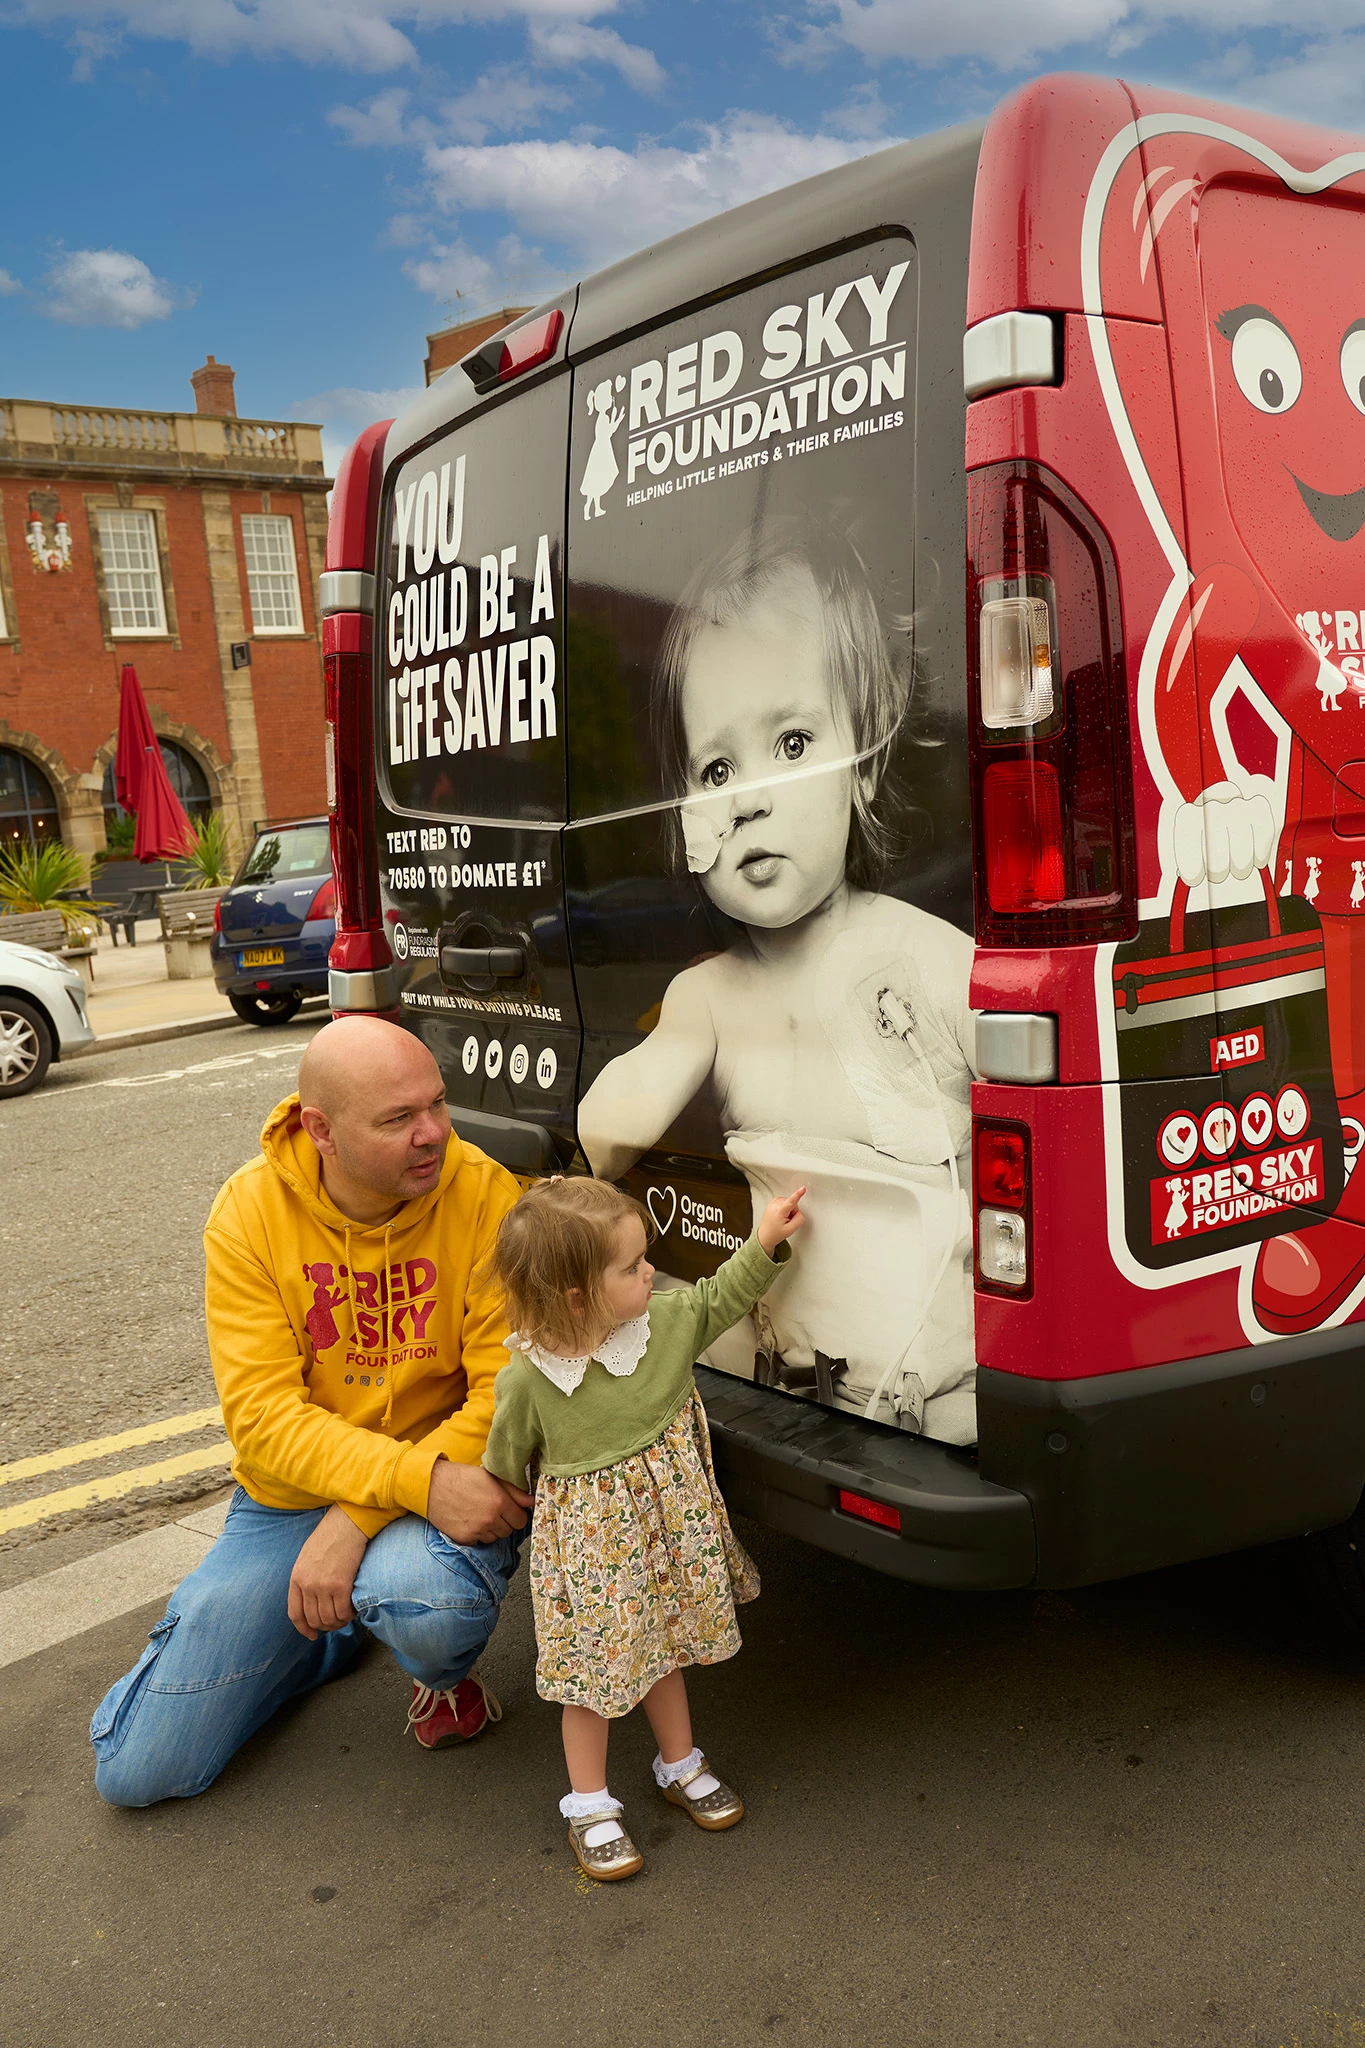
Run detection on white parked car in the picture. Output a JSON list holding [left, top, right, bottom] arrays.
[[0, 939, 95, 1097]]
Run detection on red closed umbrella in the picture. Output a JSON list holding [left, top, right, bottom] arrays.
[[114, 664, 192, 863]]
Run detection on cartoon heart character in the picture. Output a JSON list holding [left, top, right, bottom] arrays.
[[1096, 97, 1365, 1329]]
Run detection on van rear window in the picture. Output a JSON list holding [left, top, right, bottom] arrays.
[[378, 374, 567, 824]]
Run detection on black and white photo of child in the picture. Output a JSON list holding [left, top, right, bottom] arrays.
[[578, 515, 979, 1444]]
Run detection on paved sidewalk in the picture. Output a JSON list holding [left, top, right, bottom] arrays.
[[73, 925, 326, 1053]]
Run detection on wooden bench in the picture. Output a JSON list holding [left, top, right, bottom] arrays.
[[158, 888, 225, 980], [0, 908, 98, 988]]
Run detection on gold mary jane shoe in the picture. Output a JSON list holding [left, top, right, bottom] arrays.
[[660, 1756, 745, 1831], [567, 1810, 644, 1882]]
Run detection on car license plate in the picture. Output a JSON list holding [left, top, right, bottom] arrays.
[[240, 947, 285, 968]]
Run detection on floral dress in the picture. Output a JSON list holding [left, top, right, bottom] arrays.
[[532, 1392, 760, 1715], [482, 1234, 784, 1718]]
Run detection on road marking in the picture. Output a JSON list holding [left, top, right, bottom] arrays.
[[0, 1443, 232, 1536], [0, 1406, 225, 1489], [48, 1039, 311, 1098], [0, 1497, 232, 1671]]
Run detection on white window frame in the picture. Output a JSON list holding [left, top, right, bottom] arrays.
[[97, 508, 166, 637], [241, 513, 303, 635], [0, 573, 7, 638]]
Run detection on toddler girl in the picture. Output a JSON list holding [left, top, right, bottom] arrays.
[[482, 1173, 805, 1881], [578, 515, 978, 1443]]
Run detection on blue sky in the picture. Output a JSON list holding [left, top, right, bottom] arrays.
[[3, 0, 1365, 471]]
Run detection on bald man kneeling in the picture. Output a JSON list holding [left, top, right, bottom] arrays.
[[91, 1017, 533, 1806]]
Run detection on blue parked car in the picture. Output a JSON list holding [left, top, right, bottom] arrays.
[[211, 817, 334, 1025]]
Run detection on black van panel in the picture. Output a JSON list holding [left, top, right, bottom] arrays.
[[562, 203, 982, 1442], [374, 370, 582, 1152]]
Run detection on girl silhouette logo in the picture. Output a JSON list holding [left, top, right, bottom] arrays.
[[302, 1262, 345, 1352], [580, 377, 625, 520]]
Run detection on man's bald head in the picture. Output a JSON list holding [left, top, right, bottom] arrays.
[[297, 1019, 451, 1222], [298, 1016, 441, 1124]]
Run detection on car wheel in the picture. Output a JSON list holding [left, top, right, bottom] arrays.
[[229, 991, 303, 1027], [0, 996, 53, 1097]]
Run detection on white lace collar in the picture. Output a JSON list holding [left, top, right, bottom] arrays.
[[506, 1311, 651, 1397]]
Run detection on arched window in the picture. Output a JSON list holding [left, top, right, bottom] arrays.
[[102, 739, 213, 839], [0, 748, 60, 846]]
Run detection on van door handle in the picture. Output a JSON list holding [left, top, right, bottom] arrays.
[[440, 944, 525, 979]]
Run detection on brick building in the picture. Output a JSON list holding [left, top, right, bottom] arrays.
[[0, 358, 331, 862]]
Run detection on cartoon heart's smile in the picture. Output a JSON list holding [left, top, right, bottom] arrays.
[[1291, 471, 1365, 543]]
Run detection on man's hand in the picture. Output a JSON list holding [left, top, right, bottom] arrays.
[[287, 1504, 370, 1641], [427, 1458, 532, 1545]]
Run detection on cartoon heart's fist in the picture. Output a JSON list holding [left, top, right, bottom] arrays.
[[1172, 781, 1277, 888]]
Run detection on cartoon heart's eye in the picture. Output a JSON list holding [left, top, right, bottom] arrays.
[[1230, 316, 1302, 414], [1341, 325, 1365, 415]]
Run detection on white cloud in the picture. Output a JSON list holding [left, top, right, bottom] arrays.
[[1217, 30, 1365, 122], [422, 112, 880, 269], [529, 20, 664, 91], [798, 0, 1365, 67], [402, 237, 499, 302], [402, 230, 554, 306], [0, 270, 23, 296], [37, 248, 187, 328], [296, 381, 422, 474], [327, 84, 422, 145], [8, 0, 628, 75], [439, 65, 570, 143]]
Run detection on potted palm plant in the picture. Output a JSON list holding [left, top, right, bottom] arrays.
[[157, 814, 237, 979], [0, 841, 106, 982]]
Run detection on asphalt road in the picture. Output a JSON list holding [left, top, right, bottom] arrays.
[[0, 1018, 325, 1589], [6, 1023, 1365, 2045]]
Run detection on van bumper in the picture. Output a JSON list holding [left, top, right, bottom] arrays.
[[977, 1324, 1365, 1588], [701, 1322, 1365, 1592], [695, 1366, 1037, 1591]]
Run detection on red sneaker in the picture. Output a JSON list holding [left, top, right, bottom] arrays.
[[406, 1674, 502, 1750]]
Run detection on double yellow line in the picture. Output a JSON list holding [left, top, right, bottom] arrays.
[[0, 1406, 231, 1536]]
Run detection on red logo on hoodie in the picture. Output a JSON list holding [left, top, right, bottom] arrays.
[[303, 1263, 345, 1351]]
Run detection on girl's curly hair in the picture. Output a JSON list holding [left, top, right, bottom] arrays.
[[487, 1175, 651, 1350]]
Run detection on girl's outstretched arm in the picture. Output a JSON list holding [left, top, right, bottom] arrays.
[[578, 967, 718, 1181]]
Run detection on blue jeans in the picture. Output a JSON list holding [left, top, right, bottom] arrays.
[[90, 1489, 522, 1808]]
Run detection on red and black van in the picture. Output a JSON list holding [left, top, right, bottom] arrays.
[[319, 74, 1365, 1621]]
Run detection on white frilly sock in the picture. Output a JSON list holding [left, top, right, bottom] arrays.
[[652, 1746, 720, 1800], [560, 1788, 624, 1848]]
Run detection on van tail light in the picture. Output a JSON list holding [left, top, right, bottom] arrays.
[[321, 415, 399, 1014], [974, 1116, 1032, 1296], [982, 759, 1066, 912], [968, 461, 1135, 946], [462, 307, 566, 393], [324, 627, 396, 1006], [306, 877, 336, 923], [213, 898, 222, 933]]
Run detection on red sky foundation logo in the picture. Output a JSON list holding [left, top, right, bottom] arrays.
[[301, 1256, 438, 1357], [1152, 1141, 1323, 1242]]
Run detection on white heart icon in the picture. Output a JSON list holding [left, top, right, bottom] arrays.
[[646, 1185, 677, 1237]]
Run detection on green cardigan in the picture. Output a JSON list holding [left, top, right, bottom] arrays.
[[481, 1234, 789, 1487]]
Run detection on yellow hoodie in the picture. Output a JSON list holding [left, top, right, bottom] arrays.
[[204, 1093, 520, 1538]]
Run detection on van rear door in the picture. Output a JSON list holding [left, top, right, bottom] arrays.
[[375, 370, 581, 1172], [1132, 111, 1349, 1271]]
